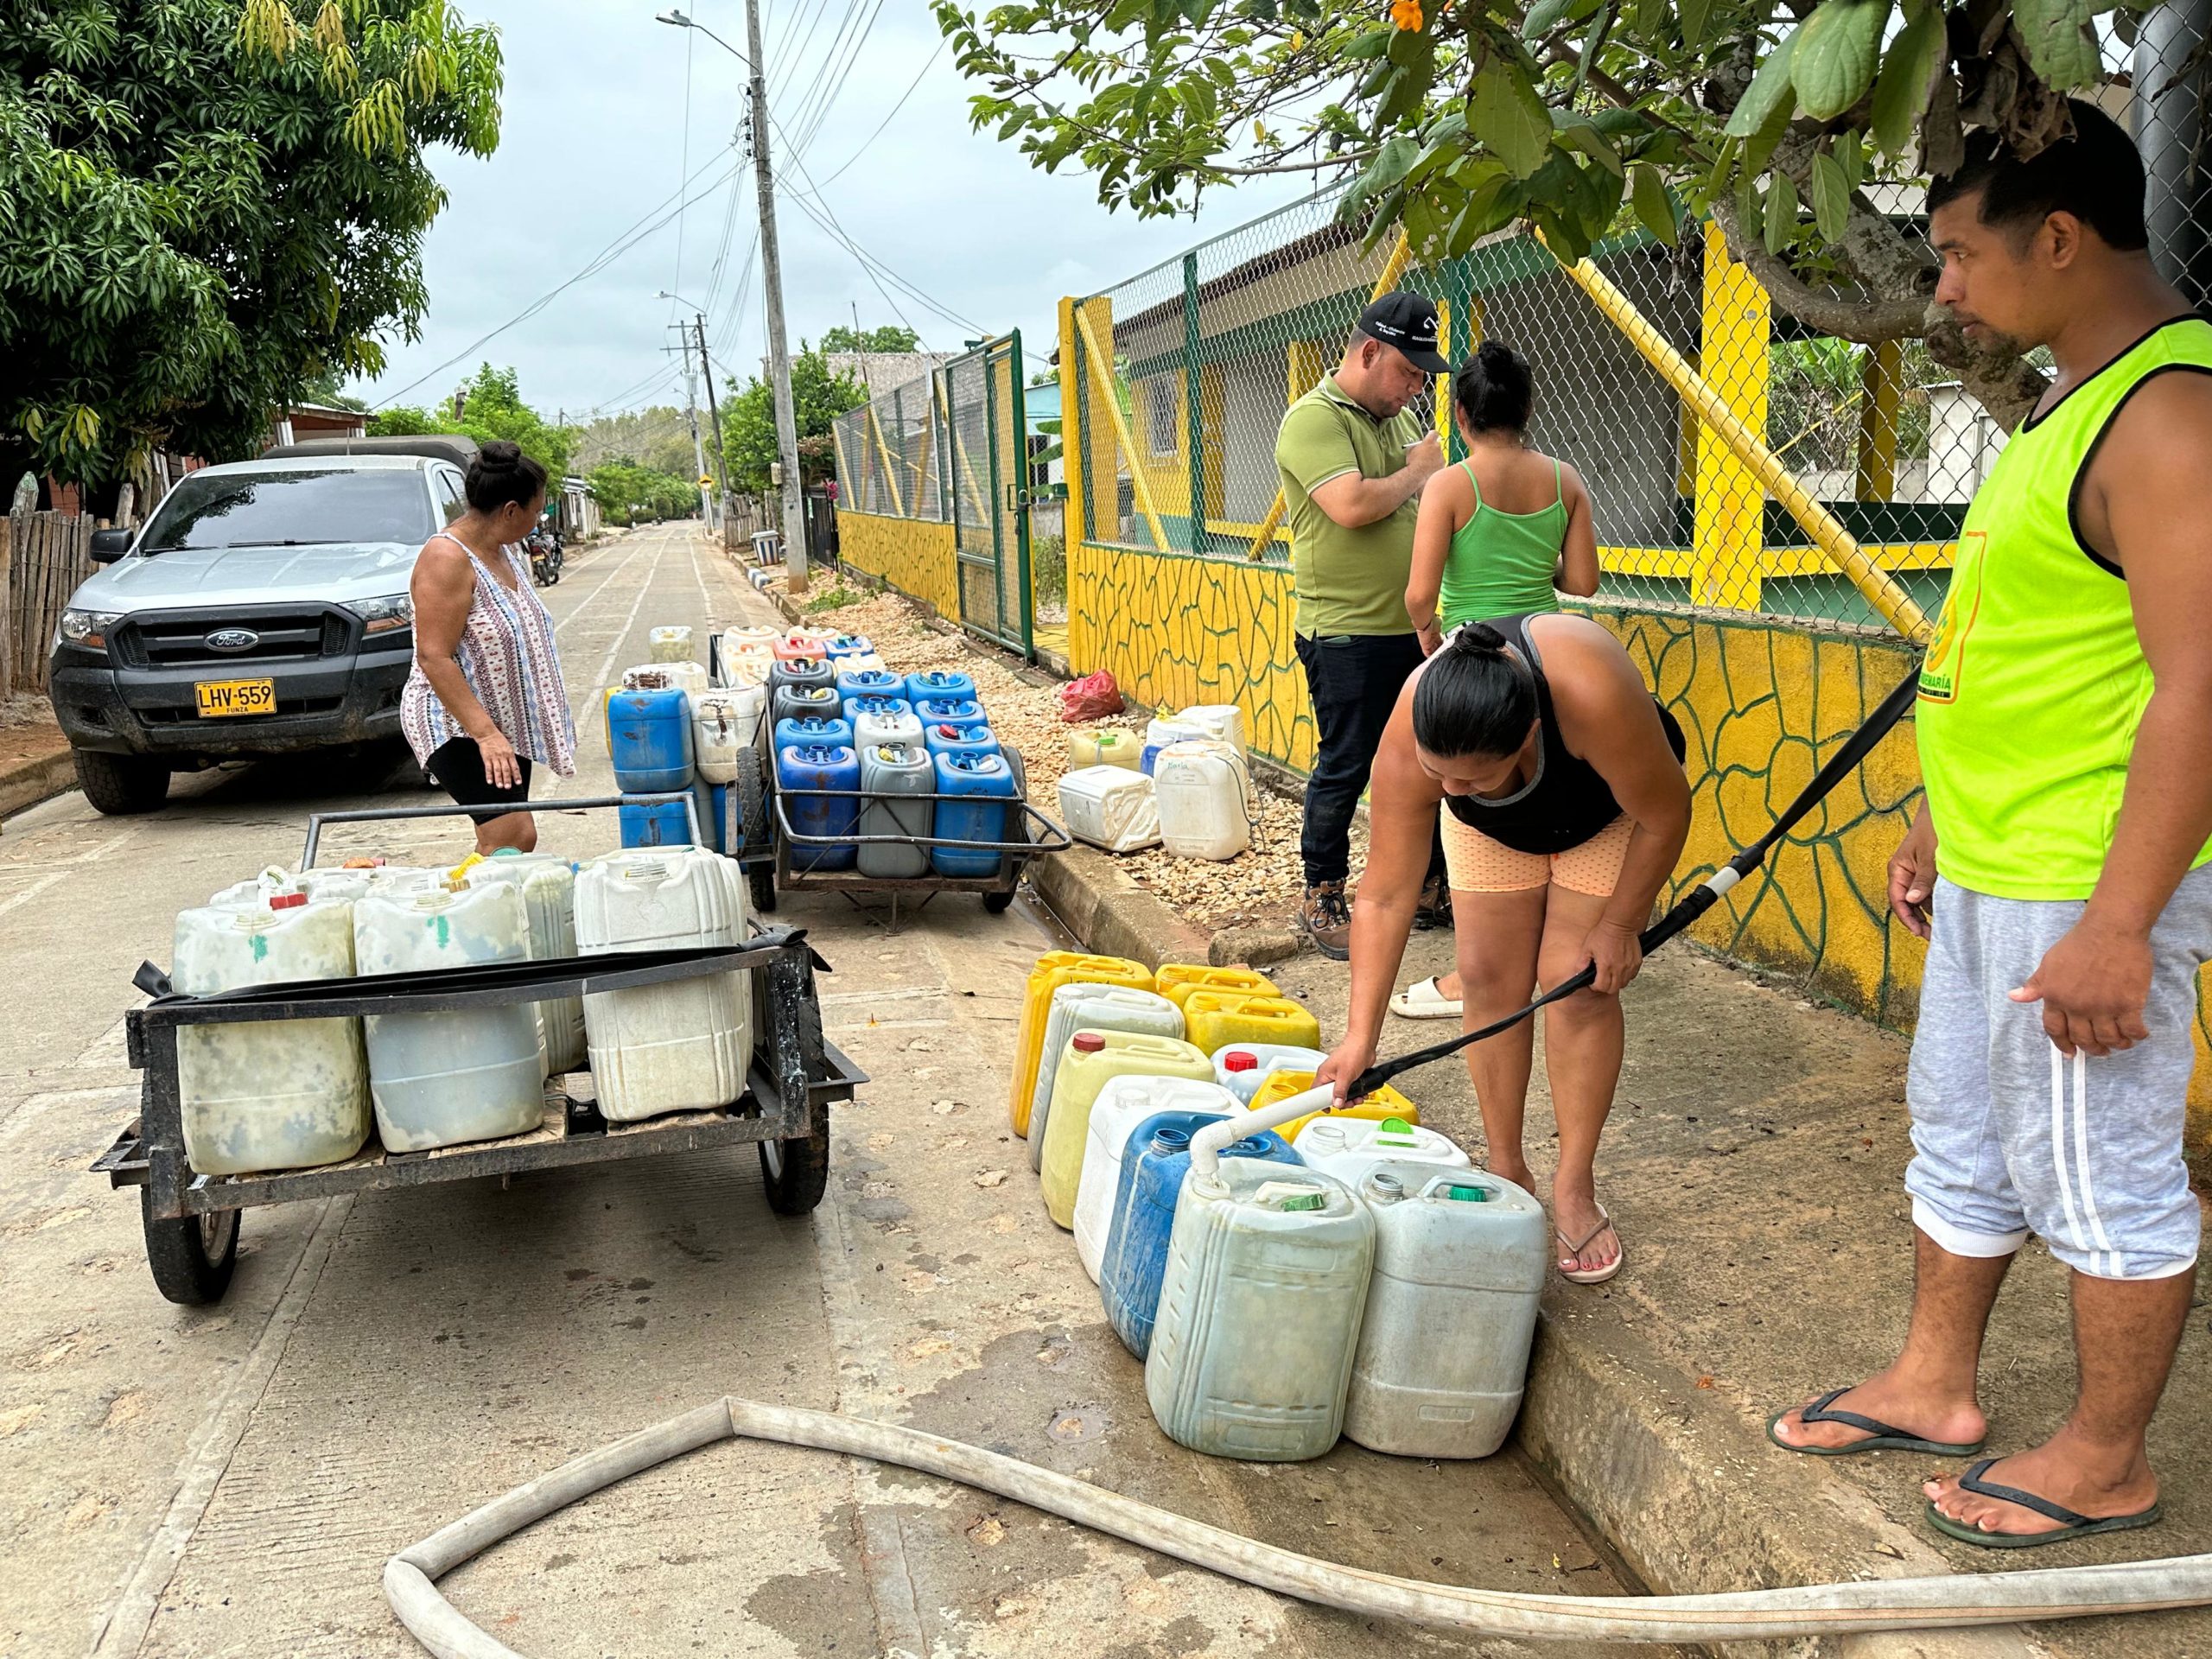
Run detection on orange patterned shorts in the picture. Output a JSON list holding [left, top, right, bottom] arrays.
[[1439, 811, 1634, 896]]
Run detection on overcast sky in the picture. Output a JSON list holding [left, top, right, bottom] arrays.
[[353, 0, 1317, 419]]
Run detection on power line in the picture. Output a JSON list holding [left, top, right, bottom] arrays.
[[372, 155, 745, 408], [772, 134, 985, 335], [668, 22, 696, 327], [810, 38, 944, 189], [784, 0, 888, 162]]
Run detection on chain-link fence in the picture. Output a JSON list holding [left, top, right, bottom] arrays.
[[831, 371, 944, 522], [1065, 184, 2003, 632]]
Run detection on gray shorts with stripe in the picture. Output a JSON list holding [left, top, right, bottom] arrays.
[[1904, 867, 2212, 1281]]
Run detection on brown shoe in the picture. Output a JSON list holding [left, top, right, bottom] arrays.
[[1414, 875, 1452, 931], [1300, 881, 1351, 960]]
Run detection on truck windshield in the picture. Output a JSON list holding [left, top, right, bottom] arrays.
[[138, 469, 434, 552]]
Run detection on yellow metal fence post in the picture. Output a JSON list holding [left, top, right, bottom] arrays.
[[1072, 302, 1172, 554], [866, 403, 906, 519], [1693, 224, 1767, 612], [1549, 233, 1933, 645], [1856, 338, 1903, 503]]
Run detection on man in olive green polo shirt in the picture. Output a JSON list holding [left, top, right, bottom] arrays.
[[1277, 292, 1448, 956]]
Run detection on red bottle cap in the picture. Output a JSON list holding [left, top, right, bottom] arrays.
[[269, 892, 308, 910], [1223, 1051, 1257, 1071], [1071, 1032, 1106, 1053]]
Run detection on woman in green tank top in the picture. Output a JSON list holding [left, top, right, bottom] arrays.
[[1406, 341, 1600, 653]]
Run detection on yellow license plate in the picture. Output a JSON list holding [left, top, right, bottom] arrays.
[[194, 678, 276, 718]]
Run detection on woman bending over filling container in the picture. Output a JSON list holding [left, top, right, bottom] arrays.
[[399, 441, 577, 855], [1315, 617, 1688, 1284], [1395, 340, 1602, 1021]]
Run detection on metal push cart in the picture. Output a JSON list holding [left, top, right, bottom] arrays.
[[706, 631, 1071, 920], [768, 745, 1071, 921], [91, 798, 866, 1306]]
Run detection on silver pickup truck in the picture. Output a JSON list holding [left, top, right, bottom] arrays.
[[48, 436, 475, 815]]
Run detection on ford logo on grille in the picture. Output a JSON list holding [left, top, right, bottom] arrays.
[[205, 628, 259, 652]]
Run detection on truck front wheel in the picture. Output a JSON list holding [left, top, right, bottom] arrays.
[[74, 749, 170, 815]]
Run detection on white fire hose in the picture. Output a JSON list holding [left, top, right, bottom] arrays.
[[384, 1085, 2212, 1655]]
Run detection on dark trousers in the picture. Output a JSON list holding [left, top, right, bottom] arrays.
[[1294, 631, 1443, 889]]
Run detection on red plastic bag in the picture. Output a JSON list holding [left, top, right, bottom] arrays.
[[1057, 670, 1125, 722]]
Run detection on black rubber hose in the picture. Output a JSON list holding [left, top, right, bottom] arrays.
[[1347, 668, 1921, 1102]]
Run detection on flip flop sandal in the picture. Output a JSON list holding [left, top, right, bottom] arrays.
[[1557, 1206, 1623, 1285], [1389, 976, 1464, 1020], [1925, 1459, 2163, 1550], [1766, 1387, 1986, 1459]]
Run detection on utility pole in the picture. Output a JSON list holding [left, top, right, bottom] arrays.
[[670, 327, 714, 528], [653, 4, 804, 584], [741, 0, 807, 589], [696, 314, 733, 536]]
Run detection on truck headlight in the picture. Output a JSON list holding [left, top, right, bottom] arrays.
[[348, 594, 414, 636], [58, 609, 124, 652]]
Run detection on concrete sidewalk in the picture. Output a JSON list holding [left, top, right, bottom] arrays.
[[1262, 931, 2211, 1659]]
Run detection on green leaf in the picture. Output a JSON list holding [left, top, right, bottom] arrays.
[[1837, 125, 1864, 189], [1764, 170, 1798, 254], [1342, 28, 1393, 58], [1444, 171, 1524, 254], [1556, 112, 1626, 175], [1868, 3, 1942, 157], [2012, 0, 2101, 88], [1471, 50, 1554, 177], [1677, 0, 1717, 50], [1725, 22, 1800, 137], [1745, 71, 1798, 172], [1521, 0, 1597, 40], [1811, 148, 1850, 240], [1630, 161, 1679, 243], [1792, 0, 1888, 124]]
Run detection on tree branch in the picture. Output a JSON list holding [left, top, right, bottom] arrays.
[[1710, 192, 1931, 342]]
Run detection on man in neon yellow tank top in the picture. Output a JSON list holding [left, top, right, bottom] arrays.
[[1770, 103, 2212, 1550]]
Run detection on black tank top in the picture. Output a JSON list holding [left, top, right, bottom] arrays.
[[1440, 613, 1687, 855]]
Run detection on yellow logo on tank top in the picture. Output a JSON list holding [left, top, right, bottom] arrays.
[[1918, 529, 1986, 704]]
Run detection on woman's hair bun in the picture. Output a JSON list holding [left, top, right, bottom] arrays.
[[1452, 340, 1535, 435], [1448, 620, 1509, 655], [463, 438, 547, 513]]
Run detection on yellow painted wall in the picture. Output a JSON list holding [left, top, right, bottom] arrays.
[[836, 511, 960, 620], [1068, 540, 1314, 769]]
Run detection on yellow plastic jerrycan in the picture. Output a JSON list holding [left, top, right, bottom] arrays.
[[1251, 1068, 1420, 1144], [1008, 953, 1155, 1135], [1154, 963, 1278, 1011], [1179, 990, 1321, 1058], [1039, 1030, 1215, 1228]]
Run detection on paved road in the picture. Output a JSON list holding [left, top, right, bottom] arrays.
[[0, 524, 1662, 1658]]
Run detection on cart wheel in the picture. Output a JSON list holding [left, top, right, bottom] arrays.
[[736, 747, 778, 914], [141, 1190, 239, 1306], [982, 889, 1016, 914], [759, 963, 828, 1214]]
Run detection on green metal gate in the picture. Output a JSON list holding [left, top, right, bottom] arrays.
[[944, 332, 1034, 658]]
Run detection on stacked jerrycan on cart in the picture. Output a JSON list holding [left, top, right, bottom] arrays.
[[170, 895, 372, 1175], [575, 846, 753, 1121], [461, 852, 588, 1075], [353, 882, 545, 1153]]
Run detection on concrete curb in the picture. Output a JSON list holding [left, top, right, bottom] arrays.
[[0, 748, 76, 829], [1027, 843, 1213, 969]]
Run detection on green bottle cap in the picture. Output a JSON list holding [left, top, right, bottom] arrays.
[[1443, 1184, 1489, 1203], [1279, 1192, 1326, 1212]]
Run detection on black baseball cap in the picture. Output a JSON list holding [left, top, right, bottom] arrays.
[[1357, 291, 1450, 374]]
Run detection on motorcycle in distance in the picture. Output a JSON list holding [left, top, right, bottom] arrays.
[[525, 522, 563, 588]]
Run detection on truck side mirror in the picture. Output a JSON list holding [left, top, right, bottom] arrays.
[[89, 529, 134, 563]]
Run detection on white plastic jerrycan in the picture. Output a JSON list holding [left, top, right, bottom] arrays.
[[1153, 741, 1250, 861], [1145, 1158, 1375, 1461], [171, 896, 371, 1175], [1341, 1162, 1547, 1459], [1027, 982, 1185, 1171], [463, 855, 587, 1075], [1072, 1074, 1239, 1284], [1176, 703, 1247, 759], [692, 691, 752, 785], [1056, 765, 1160, 853], [1213, 1041, 1329, 1104], [649, 623, 695, 663], [353, 884, 544, 1153], [574, 849, 752, 1121], [1294, 1114, 1471, 1179]]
